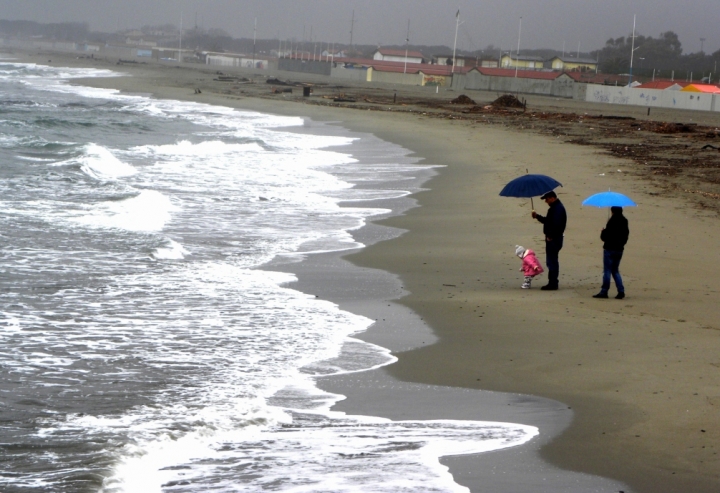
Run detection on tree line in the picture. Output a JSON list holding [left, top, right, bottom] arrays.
[[593, 31, 720, 81], [2, 19, 719, 81]]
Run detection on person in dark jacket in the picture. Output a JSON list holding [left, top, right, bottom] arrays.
[[593, 206, 630, 299], [531, 191, 567, 290]]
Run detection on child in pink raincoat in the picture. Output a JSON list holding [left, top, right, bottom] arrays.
[[515, 245, 544, 289]]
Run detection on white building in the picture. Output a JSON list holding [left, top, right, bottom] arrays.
[[372, 48, 425, 64]]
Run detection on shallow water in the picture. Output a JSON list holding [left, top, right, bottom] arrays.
[[0, 59, 537, 492]]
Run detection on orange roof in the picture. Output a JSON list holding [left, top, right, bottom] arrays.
[[681, 83, 720, 93]]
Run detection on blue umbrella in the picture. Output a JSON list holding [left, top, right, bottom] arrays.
[[499, 174, 563, 198], [499, 173, 562, 209], [582, 191, 637, 208]]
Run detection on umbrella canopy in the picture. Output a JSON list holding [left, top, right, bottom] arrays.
[[582, 191, 637, 208], [499, 174, 562, 198]]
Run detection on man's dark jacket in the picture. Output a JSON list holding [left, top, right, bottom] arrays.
[[535, 199, 567, 240], [601, 213, 629, 251]]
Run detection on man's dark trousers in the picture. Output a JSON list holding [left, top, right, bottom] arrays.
[[546, 237, 563, 287]]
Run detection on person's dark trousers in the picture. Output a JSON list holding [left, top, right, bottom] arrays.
[[545, 237, 563, 287], [600, 249, 624, 294]]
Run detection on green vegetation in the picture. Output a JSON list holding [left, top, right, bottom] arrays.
[[594, 31, 720, 81]]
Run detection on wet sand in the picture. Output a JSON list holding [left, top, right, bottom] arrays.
[[9, 50, 720, 491]]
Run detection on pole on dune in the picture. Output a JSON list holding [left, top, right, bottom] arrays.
[[178, 9, 183, 63], [404, 19, 410, 74], [253, 18, 257, 68], [515, 17, 522, 78], [452, 9, 459, 73], [629, 14, 636, 86]]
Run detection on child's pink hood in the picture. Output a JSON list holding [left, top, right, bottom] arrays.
[[522, 249, 544, 276]]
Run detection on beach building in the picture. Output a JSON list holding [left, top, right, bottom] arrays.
[[206, 52, 268, 69], [326, 56, 460, 86], [500, 54, 544, 69], [547, 56, 598, 72], [373, 48, 425, 64], [636, 80, 685, 90], [479, 57, 500, 68], [565, 72, 630, 86], [681, 83, 720, 94], [456, 67, 575, 97], [367, 63, 456, 86], [429, 54, 485, 68], [124, 35, 158, 48]]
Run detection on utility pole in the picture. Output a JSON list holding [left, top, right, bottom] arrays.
[[628, 14, 637, 86], [515, 16, 522, 78], [452, 9, 460, 73], [349, 10, 355, 51], [178, 9, 183, 62], [404, 19, 410, 74], [252, 18, 257, 68]]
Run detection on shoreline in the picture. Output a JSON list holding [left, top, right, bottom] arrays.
[[262, 118, 627, 491], [7, 51, 719, 492]]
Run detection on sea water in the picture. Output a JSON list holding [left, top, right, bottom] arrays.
[[0, 59, 537, 492]]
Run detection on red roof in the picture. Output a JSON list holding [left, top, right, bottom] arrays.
[[564, 72, 631, 85], [638, 80, 688, 89], [469, 67, 565, 80], [376, 48, 425, 59]]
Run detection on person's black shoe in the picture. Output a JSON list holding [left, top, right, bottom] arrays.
[[615, 292, 625, 300], [592, 292, 609, 298], [540, 285, 558, 291]]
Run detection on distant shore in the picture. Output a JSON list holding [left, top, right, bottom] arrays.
[[8, 49, 720, 492]]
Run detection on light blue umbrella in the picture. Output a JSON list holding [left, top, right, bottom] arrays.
[[582, 191, 637, 208]]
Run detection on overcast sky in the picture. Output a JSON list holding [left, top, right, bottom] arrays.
[[1, 0, 718, 54]]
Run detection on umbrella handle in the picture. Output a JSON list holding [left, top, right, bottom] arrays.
[[526, 169, 535, 212]]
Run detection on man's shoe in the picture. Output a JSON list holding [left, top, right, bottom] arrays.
[[540, 285, 558, 291], [593, 292, 609, 298], [615, 292, 625, 300]]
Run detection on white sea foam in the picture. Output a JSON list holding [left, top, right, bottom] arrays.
[[78, 143, 137, 179], [0, 62, 541, 493], [76, 189, 175, 231], [152, 238, 190, 259]]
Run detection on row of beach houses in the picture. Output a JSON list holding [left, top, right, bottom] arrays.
[[4, 36, 720, 113]]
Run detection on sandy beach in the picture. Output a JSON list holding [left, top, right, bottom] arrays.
[[10, 50, 720, 491]]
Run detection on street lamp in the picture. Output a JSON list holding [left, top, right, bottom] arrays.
[[628, 14, 637, 86]]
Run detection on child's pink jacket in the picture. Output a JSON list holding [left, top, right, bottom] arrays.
[[521, 249, 544, 276]]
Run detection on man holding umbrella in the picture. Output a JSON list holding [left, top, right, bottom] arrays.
[[532, 191, 567, 290]]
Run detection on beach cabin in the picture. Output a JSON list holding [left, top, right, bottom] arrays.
[[548, 56, 598, 72], [430, 54, 483, 68], [637, 81, 685, 90], [372, 48, 425, 64], [479, 57, 500, 68], [681, 83, 720, 94], [500, 54, 544, 70]]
